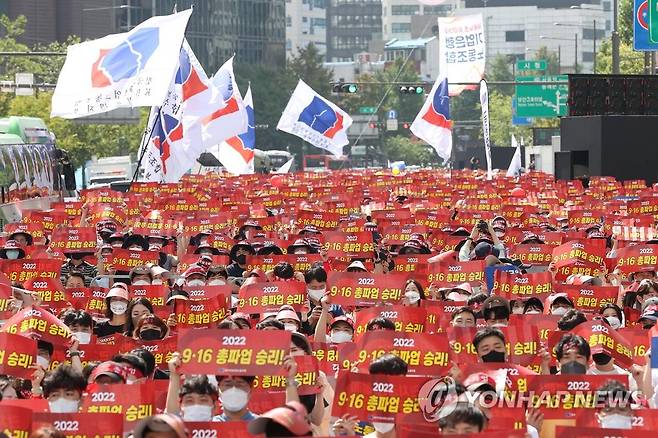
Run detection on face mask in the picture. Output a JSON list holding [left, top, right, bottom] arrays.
[[182, 404, 213, 422], [140, 329, 162, 341], [372, 422, 395, 433], [73, 331, 91, 345], [132, 280, 151, 286], [129, 246, 143, 252], [481, 350, 506, 363], [220, 387, 249, 412], [405, 291, 421, 303], [151, 279, 163, 285], [593, 353, 612, 366], [512, 307, 524, 315], [208, 279, 227, 286], [186, 279, 206, 287], [235, 254, 247, 265], [5, 250, 20, 260], [606, 316, 621, 329], [525, 309, 541, 314], [293, 249, 308, 255], [49, 397, 79, 413], [330, 331, 353, 344], [561, 360, 587, 375], [494, 230, 505, 238], [446, 292, 469, 302], [110, 302, 128, 315], [284, 323, 298, 332], [490, 322, 507, 328], [37, 355, 50, 369], [552, 307, 569, 316], [599, 413, 632, 429], [307, 287, 326, 302]]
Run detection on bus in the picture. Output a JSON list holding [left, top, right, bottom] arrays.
[[0, 117, 75, 223], [303, 154, 350, 172]]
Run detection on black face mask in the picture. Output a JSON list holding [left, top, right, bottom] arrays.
[[561, 360, 587, 375], [481, 350, 506, 363], [592, 353, 612, 366], [235, 254, 247, 265], [140, 329, 162, 341]]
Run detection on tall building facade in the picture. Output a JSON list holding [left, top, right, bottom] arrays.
[[326, 0, 382, 62], [381, 0, 458, 41], [286, 0, 327, 59], [0, 0, 285, 74]]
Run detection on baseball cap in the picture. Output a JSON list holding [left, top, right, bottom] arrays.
[[132, 414, 187, 438], [482, 295, 510, 312], [329, 315, 354, 330], [463, 372, 497, 393], [88, 361, 128, 384], [346, 260, 367, 272], [106, 286, 129, 301], [248, 402, 311, 437]]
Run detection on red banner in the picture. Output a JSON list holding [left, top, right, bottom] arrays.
[[49, 227, 97, 253], [1, 305, 72, 346], [51, 343, 120, 370], [128, 284, 169, 307], [25, 277, 67, 310], [121, 336, 178, 370], [0, 332, 36, 378], [618, 328, 649, 366], [184, 285, 232, 301], [560, 284, 619, 313], [1, 259, 61, 283], [237, 280, 306, 313], [572, 320, 634, 369], [507, 244, 556, 265], [296, 210, 340, 230], [87, 204, 127, 226], [81, 383, 154, 431], [310, 341, 339, 374], [0, 405, 31, 436], [32, 413, 123, 437], [327, 272, 407, 307], [354, 305, 428, 337], [246, 254, 323, 273], [556, 426, 649, 438], [552, 241, 606, 269], [613, 244, 658, 276], [425, 260, 485, 286], [177, 329, 290, 376], [332, 372, 430, 421], [174, 296, 228, 328], [184, 422, 258, 438], [253, 355, 321, 396], [109, 249, 159, 271], [322, 232, 374, 259], [492, 271, 553, 299]]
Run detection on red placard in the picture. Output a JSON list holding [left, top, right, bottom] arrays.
[[310, 341, 339, 374], [576, 408, 658, 431], [32, 413, 123, 437], [507, 244, 556, 265], [354, 305, 428, 337], [184, 421, 259, 438], [184, 285, 232, 301], [0, 332, 36, 378], [128, 284, 169, 307], [332, 372, 430, 421], [296, 210, 340, 230], [24, 277, 67, 310], [425, 260, 485, 286], [391, 254, 431, 273], [81, 383, 154, 431], [177, 254, 230, 274], [245, 254, 323, 273], [237, 280, 306, 313], [253, 355, 321, 396], [26, 210, 70, 231], [567, 210, 600, 229], [492, 270, 553, 299], [87, 204, 127, 226], [131, 218, 180, 238], [1, 258, 61, 283], [80, 287, 108, 318], [0, 405, 32, 436], [1, 305, 72, 346], [109, 249, 159, 271], [49, 227, 98, 253], [618, 328, 649, 366], [4, 222, 45, 240], [613, 244, 658, 276], [446, 326, 478, 364], [572, 320, 634, 369], [327, 272, 407, 307], [339, 331, 451, 375], [174, 296, 228, 328], [559, 284, 619, 313], [555, 426, 649, 438], [177, 329, 290, 376], [552, 241, 606, 270], [121, 336, 178, 370], [51, 343, 120, 370], [322, 231, 374, 259]]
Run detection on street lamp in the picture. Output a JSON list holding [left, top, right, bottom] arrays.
[[570, 3, 617, 74], [540, 34, 578, 73], [555, 22, 597, 73]]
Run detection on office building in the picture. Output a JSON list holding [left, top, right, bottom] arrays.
[[326, 0, 382, 62], [382, 0, 458, 41], [286, 0, 327, 59]]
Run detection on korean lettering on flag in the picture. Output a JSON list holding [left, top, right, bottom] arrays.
[[207, 86, 256, 175], [410, 76, 452, 161], [438, 14, 486, 95], [277, 80, 353, 158], [51, 9, 193, 118]]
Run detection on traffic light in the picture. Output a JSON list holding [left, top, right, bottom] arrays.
[[399, 85, 425, 95], [402, 122, 411, 129], [368, 122, 385, 129], [332, 82, 358, 94]]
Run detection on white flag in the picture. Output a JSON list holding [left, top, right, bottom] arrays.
[[52, 9, 193, 118], [273, 157, 295, 174], [480, 79, 492, 180], [410, 76, 452, 161], [506, 135, 522, 177]]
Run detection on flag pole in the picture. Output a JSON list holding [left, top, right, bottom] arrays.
[[131, 106, 162, 183]]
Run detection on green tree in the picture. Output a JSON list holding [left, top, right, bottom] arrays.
[[487, 55, 514, 96], [487, 91, 532, 147], [286, 43, 333, 94], [382, 135, 440, 166], [595, 39, 645, 74], [531, 47, 560, 75], [619, 0, 633, 46]]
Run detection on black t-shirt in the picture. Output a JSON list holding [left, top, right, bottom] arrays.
[[93, 321, 125, 338]]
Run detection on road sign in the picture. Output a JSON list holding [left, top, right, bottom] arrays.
[[634, 0, 658, 50], [651, 0, 658, 42], [515, 75, 568, 118], [517, 60, 547, 71], [359, 106, 376, 114], [512, 96, 533, 126], [15, 73, 33, 96], [386, 119, 399, 131], [387, 110, 398, 120]]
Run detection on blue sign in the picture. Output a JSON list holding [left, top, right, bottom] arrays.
[[387, 110, 398, 120], [512, 96, 533, 126], [634, 0, 658, 51]]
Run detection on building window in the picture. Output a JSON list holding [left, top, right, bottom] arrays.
[[505, 30, 525, 42], [582, 51, 595, 62], [583, 28, 605, 40], [423, 5, 452, 15], [391, 5, 419, 16], [286, 16, 292, 27], [392, 23, 411, 34]]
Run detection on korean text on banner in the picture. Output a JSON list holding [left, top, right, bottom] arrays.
[[438, 14, 486, 96]]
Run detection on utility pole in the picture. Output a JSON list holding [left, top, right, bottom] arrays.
[[612, 0, 620, 74]]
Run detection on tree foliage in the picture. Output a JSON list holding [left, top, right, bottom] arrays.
[[382, 135, 440, 166], [487, 91, 532, 147]]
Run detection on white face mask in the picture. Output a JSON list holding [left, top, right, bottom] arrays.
[[132, 280, 151, 286], [525, 309, 541, 314], [110, 301, 128, 315], [293, 249, 308, 255], [208, 279, 227, 286], [186, 279, 206, 287], [73, 331, 91, 345], [182, 404, 213, 422], [151, 279, 163, 285], [490, 322, 508, 328], [330, 331, 352, 344], [512, 307, 524, 315], [307, 287, 326, 302], [599, 413, 632, 429], [404, 291, 420, 303], [372, 422, 395, 433], [446, 292, 470, 302], [37, 355, 50, 369], [606, 316, 621, 329], [49, 398, 79, 413], [220, 387, 249, 412], [5, 250, 20, 260], [284, 323, 298, 332], [552, 307, 569, 316]]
